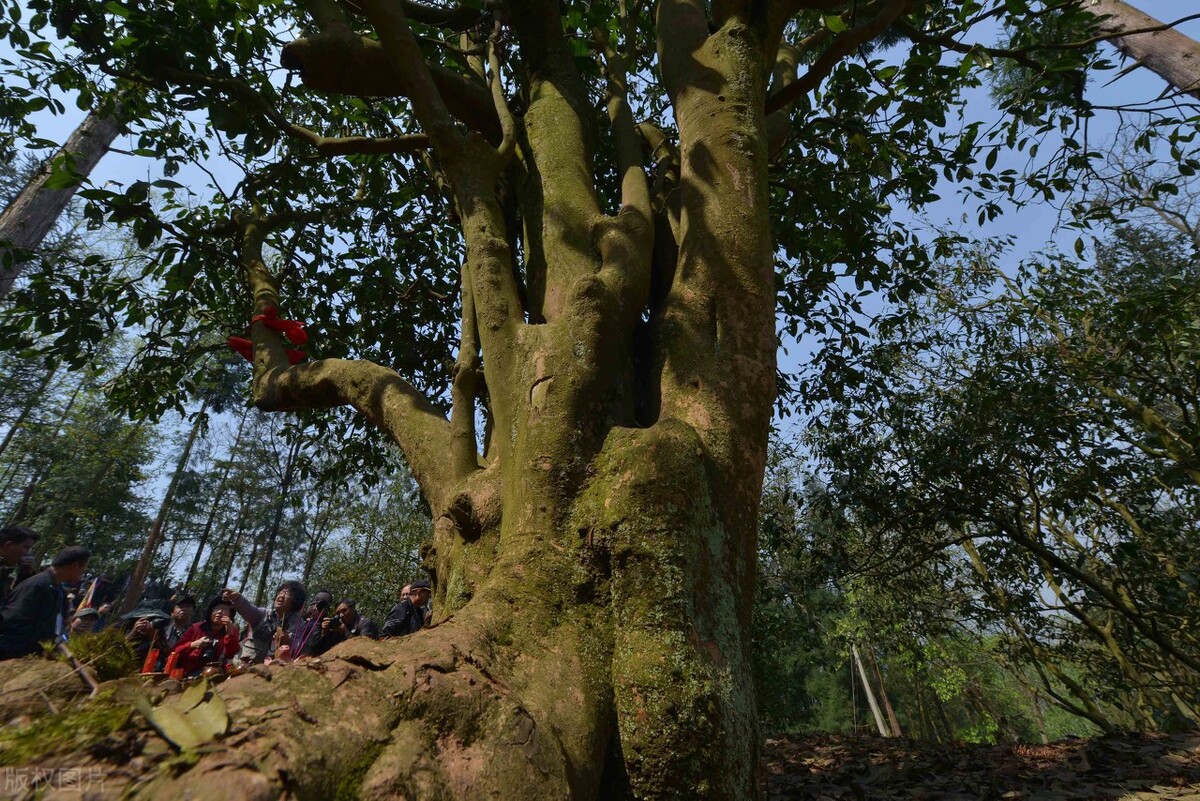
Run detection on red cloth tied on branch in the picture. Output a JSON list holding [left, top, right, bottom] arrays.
[[252, 306, 308, 346], [227, 336, 307, 365], [227, 314, 308, 367]]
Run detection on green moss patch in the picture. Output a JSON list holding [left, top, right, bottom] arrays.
[[0, 689, 133, 765]]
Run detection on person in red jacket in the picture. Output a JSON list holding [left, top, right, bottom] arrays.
[[171, 596, 239, 677]]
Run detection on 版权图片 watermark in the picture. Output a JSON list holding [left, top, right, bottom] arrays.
[[2, 766, 107, 795]]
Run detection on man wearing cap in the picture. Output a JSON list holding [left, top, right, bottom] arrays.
[[382, 579, 431, 637], [127, 594, 196, 671], [163, 595, 195, 654], [67, 606, 99, 636], [0, 545, 90, 660]]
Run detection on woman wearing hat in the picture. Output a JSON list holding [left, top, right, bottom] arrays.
[[170, 596, 240, 677]]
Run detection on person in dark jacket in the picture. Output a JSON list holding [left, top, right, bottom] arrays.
[[0, 526, 37, 609], [382, 579, 431, 637], [121, 607, 172, 669], [67, 606, 99, 636], [293, 591, 334, 657], [158, 594, 194, 668], [170, 596, 240, 676], [309, 598, 379, 655], [0, 546, 90, 660]]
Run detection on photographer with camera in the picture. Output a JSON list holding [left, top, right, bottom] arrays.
[[293, 590, 334, 657], [310, 598, 379, 655], [170, 596, 239, 677]]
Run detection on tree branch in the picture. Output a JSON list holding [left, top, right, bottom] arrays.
[[450, 265, 482, 477], [765, 0, 911, 115], [598, 29, 651, 223], [253, 358, 461, 509], [486, 31, 517, 164], [281, 33, 501, 141], [236, 209, 461, 508], [656, 0, 709, 102], [505, 1, 603, 321], [341, 0, 487, 30]]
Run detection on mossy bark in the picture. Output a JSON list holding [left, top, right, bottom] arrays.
[[11, 8, 783, 801]]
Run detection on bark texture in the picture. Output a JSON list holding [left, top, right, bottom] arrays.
[[1082, 0, 1200, 99], [5, 3, 811, 799], [0, 106, 124, 297]]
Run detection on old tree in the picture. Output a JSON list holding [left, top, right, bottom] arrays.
[[2, 0, 1195, 797]]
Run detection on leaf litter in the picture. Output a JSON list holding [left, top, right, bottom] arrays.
[[763, 732, 1200, 800]]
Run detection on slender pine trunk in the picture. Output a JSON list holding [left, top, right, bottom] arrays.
[[120, 403, 207, 613], [852, 644, 891, 737], [866, 644, 903, 737], [254, 436, 302, 605], [239, 534, 261, 598], [185, 409, 250, 586], [218, 523, 246, 590], [0, 363, 57, 461]]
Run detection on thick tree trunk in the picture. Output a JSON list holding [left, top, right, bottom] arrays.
[[120, 404, 206, 613], [15, 11, 777, 801], [1082, 0, 1200, 99], [0, 105, 125, 296]]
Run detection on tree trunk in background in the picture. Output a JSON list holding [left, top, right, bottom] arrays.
[[1082, 0, 1200, 99], [43, 423, 146, 542], [301, 516, 331, 586], [238, 534, 260, 596], [0, 105, 125, 296], [3, 374, 84, 524], [853, 644, 891, 737], [254, 436, 302, 604], [0, 363, 56, 461], [185, 409, 250, 587], [218, 523, 246, 590], [120, 403, 207, 613], [867, 645, 903, 737]]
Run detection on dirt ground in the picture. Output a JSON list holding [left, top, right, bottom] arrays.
[[763, 732, 1200, 800]]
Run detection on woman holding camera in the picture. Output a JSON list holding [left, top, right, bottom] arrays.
[[170, 596, 240, 677]]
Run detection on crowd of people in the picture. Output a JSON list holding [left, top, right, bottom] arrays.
[[0, 525, 434, 678]]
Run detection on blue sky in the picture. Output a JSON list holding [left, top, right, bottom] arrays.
[[4, 6, 1200, 542]]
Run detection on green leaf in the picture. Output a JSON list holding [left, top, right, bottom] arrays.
[[824, 15, 848, 33], [184, 690, 229, 739], [178, 676, 208, 711]]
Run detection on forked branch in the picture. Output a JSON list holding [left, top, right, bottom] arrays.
[[237, 209, 461, 509]]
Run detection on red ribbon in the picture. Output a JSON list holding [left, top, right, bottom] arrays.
[[252, 306, 308, 347], [226, 304, 309, 367]]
